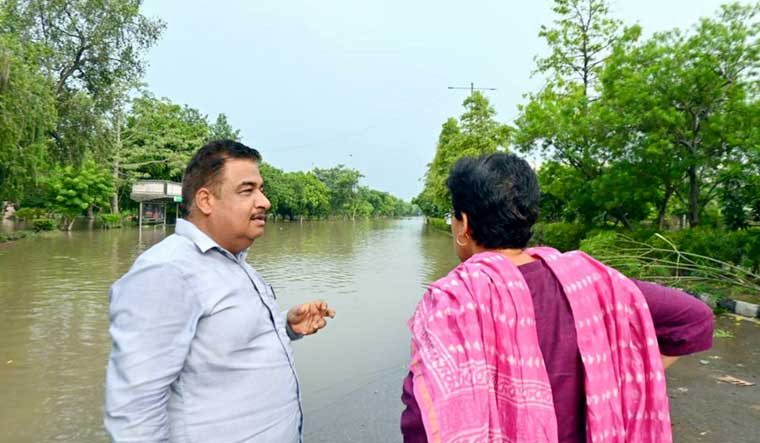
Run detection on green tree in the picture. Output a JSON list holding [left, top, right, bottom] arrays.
[[259, 162, 287, 218], [515, 0, 646, 228], [46, 159, 115, 230], [600, 2, 760, 227], [120, 94, 211, 184], [536, 161, 582, 222], [719, 161, 760, 229], [517, 0, 760, 230], [260, 165, 331, 220], [283, 171, 330, 220], [416, 92, 511, 218], [209, 114, 241, 141], [535, 0, 628, 97], [357, 187, 392, 217], [2, 0, 165, 164], [312, 165, 362, 218], [101, 79, 138, 213], [99, 94, 212, 213], [260, 162, 411, 221], [415, 118, 460, 218], [0, 32, 56, 203]]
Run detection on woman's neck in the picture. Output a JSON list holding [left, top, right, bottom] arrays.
[[472, 246, 537, 266]]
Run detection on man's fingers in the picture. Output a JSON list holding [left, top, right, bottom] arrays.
[[319, 302, 335, 318]]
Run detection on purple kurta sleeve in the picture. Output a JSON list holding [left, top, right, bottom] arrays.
[[401, 371, 427, 443], [633, 279, 714, 356]]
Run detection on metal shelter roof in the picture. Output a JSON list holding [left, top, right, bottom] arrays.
[[130, 180, 182, 203]]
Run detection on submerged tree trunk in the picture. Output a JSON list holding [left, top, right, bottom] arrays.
[[64, 216, 76, 231]]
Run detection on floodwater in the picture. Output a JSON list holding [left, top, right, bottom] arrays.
[[0, 218, 457, 442], [1, 218, 758, 442]]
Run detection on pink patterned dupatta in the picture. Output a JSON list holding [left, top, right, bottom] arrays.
[[408, 247, 672, 443]]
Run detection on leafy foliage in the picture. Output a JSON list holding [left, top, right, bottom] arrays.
[[513, 0, 760, 231], [46, 160, 115, 230], [415, 93, 511, 217], [0, 32, 56, 202]]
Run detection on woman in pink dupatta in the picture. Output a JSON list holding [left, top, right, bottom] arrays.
[[403, 153, 714, 443]]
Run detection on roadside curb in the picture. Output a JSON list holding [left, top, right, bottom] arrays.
[[693, 293, 760, 319]]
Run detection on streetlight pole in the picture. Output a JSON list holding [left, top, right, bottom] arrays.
[[447, 82, 497, 95]]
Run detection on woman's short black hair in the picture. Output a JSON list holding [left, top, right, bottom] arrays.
[[446, 153, 539, 249]]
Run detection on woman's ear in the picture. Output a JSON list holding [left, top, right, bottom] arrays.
[[460, 212, 471, 238]]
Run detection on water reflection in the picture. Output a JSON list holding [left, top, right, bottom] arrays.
[[416, 223, 459, 286], [1, 218, 17, 233]]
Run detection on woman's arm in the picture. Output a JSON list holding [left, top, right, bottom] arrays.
[[632, 279, 714, 368], [401, 371, 428, 443]]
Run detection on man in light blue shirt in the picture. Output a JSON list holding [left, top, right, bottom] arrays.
[[105, 140, 335, 443]]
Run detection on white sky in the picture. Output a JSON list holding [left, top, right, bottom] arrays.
[[140, 0, 746, 199]]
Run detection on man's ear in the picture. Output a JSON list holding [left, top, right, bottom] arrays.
[[195, 187, 214, 216]]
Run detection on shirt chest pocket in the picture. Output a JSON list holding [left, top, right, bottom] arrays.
[[259, 283, 276, 304], [263, 284, 289, 335]]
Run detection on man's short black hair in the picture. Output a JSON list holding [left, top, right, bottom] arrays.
[[181, 139, 261, 216], [446, 153, 539, 249]]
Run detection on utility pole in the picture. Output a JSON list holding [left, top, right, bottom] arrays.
[[447, 82, 496, 95]]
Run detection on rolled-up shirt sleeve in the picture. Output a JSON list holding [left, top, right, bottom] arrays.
[[104, 261, 203, 442], [282, 311, 304, 341], [632, 279, 714, 356]]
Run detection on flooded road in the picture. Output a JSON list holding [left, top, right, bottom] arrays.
[[0, 219, 456, 442], [0, 218, 758, 442]]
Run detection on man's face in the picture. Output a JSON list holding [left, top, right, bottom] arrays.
[[208, 158, 271, 252]]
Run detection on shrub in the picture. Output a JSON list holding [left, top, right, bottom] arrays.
[[426, 217, 450, 232], [120, 209, 138, 226], [531, 222, 588, 252], [32, 218, 56, 232], [578, 229, 760, 300], [13, 207, 47, 221], [658, 228, 760, 273], [97, 213, 123, 229]]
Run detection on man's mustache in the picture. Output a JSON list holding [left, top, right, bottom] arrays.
[[250, 212, 267, 220]]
